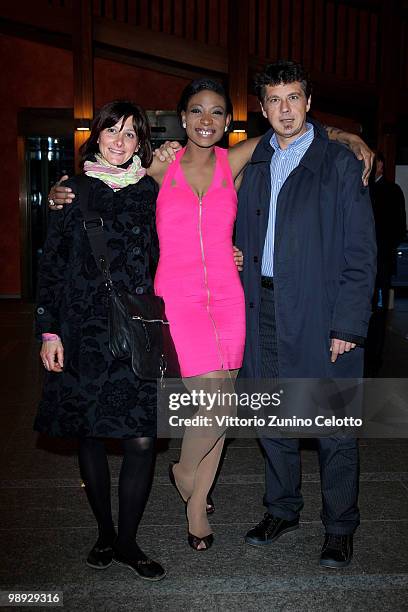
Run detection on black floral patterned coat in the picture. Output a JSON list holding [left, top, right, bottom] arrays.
[[34, 175, 159, 438]]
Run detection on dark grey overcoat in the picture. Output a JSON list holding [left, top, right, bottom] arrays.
[[236, 119, 377, 379]]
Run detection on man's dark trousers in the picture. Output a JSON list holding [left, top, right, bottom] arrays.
[[259, 284, 360, 535]]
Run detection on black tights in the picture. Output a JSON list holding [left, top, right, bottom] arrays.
[[78, 436, 155, 559]]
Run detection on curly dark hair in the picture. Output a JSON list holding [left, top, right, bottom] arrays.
[[79, 100, 152, 168], [254, 60, 312, 103], [176, 78, 233, 125]]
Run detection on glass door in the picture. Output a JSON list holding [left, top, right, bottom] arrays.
[[26, 136, 74, 299]]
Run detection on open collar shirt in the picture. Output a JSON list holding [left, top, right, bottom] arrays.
[[261, 123, 314, 277]]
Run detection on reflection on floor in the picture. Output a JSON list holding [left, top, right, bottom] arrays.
[[0, 298, 407, 611]]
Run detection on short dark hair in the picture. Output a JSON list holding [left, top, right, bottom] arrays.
[[376, 151, 385, 164], [79, 100, 152, 167], [375, 151, 385, 173], [176, 78, 233, 124], [254, 60, 312, 102]]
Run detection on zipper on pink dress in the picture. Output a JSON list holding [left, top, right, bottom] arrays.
[[198, 195, 224, 370]]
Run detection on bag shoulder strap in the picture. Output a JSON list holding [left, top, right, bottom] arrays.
[[76, 174, 111, 279]]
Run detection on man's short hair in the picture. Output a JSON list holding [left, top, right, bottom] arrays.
[[376, 151, 385, 164], [375, 151, 385, 174], [254, 60, 312, 103]]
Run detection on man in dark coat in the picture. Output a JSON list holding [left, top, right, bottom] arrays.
[[236, 61, 377, 568], [365, 152, 406, 375]]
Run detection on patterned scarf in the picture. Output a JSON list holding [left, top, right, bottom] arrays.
[[84, 153, 146, 190]]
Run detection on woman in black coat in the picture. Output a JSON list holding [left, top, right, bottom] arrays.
[[35, 101, 165, 581]]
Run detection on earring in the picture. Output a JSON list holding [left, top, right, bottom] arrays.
[[224, 126, 228, 132], [182, 121, 187, 128]]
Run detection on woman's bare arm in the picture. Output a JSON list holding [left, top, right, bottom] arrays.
[[228, 127, 373, 186], [325, 127, 374, 185], [48, 152, 172, 206], [145, 125, 374, 191], [227, 137, 262, 182], [146, 154, 171, 187]]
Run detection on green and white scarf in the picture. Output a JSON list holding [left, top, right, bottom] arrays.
[[84, 153, 146, 190]]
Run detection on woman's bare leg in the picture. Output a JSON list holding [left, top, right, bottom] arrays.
[[172, 369, 238, 547], [191, 369, 238, 502]]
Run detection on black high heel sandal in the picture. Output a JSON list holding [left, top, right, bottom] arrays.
[[186, 500, 214, 551], [187, 531, 214, 551], [206, 495, 215, 515]]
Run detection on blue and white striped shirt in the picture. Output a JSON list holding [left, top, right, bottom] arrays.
[[261, 123, 314, 277]]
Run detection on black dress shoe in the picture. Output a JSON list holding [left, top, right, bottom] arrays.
[[185, 499, 214, 551], [319, 533, 353, 568], [112, 549, 166, 581], [86, 543, 113, 569], [245, 513, 299, 546]]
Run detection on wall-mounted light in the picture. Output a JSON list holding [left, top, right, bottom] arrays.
[[75, 119, 91, 131], [232, 120, 247, 134]]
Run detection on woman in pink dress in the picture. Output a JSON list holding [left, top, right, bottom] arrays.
[[154, 80, 251, 551]]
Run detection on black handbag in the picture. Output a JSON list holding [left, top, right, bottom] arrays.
[[76, 175, 180, 380]]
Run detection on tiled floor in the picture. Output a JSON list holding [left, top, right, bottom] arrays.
[[0, 299, 407, 611]]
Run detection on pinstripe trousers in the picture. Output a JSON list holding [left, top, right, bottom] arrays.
[[259, 285, 360, 535]]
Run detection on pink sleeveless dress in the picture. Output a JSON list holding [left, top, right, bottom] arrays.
[[154, 146, 245, 377]]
